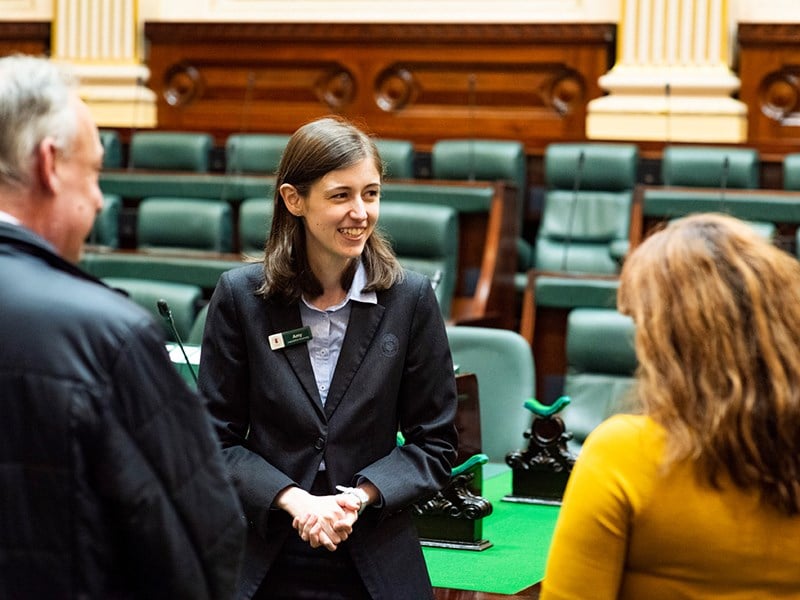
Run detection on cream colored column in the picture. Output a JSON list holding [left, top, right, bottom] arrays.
[[587, 0, 746, 143], [52, 0, 155, 128]]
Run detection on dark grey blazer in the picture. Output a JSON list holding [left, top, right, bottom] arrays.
[[199, 263, 458, 600]]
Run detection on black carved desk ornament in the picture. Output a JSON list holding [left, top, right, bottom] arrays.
[[410, 372, 493, 550], [503, 395, 576, 505]]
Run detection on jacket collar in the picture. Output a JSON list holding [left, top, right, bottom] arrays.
[[0, 222, 108, 288], [264, 272, 386, 422]]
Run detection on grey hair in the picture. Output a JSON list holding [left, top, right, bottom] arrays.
[[0, 55, 79, 189]]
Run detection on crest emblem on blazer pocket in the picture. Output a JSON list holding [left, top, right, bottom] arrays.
[[381, 333, 399, 357]]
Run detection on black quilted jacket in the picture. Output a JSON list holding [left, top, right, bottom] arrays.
[[0, 223, 245, 599]]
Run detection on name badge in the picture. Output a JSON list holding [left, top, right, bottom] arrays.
[[269, 326, 313, 350]]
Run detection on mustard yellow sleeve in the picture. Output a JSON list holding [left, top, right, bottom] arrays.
[[540, 415, 656, 600]]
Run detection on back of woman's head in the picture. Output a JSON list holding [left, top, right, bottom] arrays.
[[619, 213, 800, 514]]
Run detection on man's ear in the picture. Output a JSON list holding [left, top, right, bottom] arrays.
[[35, 137, 59, 194], [280, 183, 304, 217]]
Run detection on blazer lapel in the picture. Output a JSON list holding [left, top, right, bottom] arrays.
[[265, 299, 325, 419], [324, 301, 385, 419]]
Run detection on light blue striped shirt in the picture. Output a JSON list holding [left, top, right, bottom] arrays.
[[299, 260, 377, 408]]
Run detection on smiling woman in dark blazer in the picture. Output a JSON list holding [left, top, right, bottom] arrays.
[[199, 116, 458, 600]]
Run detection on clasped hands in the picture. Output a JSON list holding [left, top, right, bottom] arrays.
[[276, 486, 362, 551]]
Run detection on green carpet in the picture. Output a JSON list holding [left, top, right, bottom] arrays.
[[424, 468, 560, 595]]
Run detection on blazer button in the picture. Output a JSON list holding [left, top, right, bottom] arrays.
[[314, 437, 325, 451]]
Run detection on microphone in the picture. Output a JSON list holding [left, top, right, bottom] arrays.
[[719, 155, 730, 211], [157, 299, 198, 384], [467, 73, 477, 182], [664, 82, 671, 144], [561, 149, 586, 272]]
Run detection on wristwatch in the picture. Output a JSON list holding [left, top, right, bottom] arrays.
[[335, 485, 370, 515]]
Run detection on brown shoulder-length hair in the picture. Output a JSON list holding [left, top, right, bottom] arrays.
[[256, 116, 403, 301], [618, 213, 800, 515]]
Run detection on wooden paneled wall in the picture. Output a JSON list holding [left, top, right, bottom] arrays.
[[143, 22, 616, 152], [738, 23, 800, 159]]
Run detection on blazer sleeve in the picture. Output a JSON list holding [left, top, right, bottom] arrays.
[[97, 317, 245, 600], [199, 271, 297, 534], [356, 275, 459, 514]]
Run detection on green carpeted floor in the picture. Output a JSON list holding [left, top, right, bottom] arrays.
[[424, 468, 561, 595]]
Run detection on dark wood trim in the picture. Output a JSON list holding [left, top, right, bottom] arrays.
[[144, 21, 613, 45], [0, 21, 51, 57]]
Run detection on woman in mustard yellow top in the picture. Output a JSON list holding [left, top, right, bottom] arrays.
[[542, 213, 800, 600]]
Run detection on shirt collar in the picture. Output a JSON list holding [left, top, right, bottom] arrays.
[[301, 259, 377, 312], [0, 209, 21, 226]]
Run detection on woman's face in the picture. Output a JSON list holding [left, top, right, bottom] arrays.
[[282, 157, 380, 276]]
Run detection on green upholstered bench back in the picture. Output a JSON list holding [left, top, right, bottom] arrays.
[[226, 133, 290, 174], [103, 277, 202, 342], [562, 308, 636, 451], [374, 139, 416, 179], [88, 194, 121, 248], [537, 143, 638, 274], [137, 197, 233, 253], [784, 153, 800, 191], [661, 145, 760, 188], [129, 131, 214, 172], [378, 202, 458, 318], [239, 197, 273, 255], [446, 325, 535, 464], [99, 129, 122, 169]]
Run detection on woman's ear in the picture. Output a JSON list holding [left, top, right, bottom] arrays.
[[280, 183, 304, 217]]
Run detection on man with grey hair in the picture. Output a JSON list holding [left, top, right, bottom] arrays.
[[0, 55, 245, 598]]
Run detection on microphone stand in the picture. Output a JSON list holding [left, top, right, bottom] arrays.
[[157, 299, 198, 385]]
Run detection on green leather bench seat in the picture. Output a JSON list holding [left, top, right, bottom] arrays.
[[381, 182, 495, 214], [536, 143, 638, 275], [99, 172, 275, 203], [82, 252, 244, 291], [533, 276, 618, 309], [643, 188, 800, 223]]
